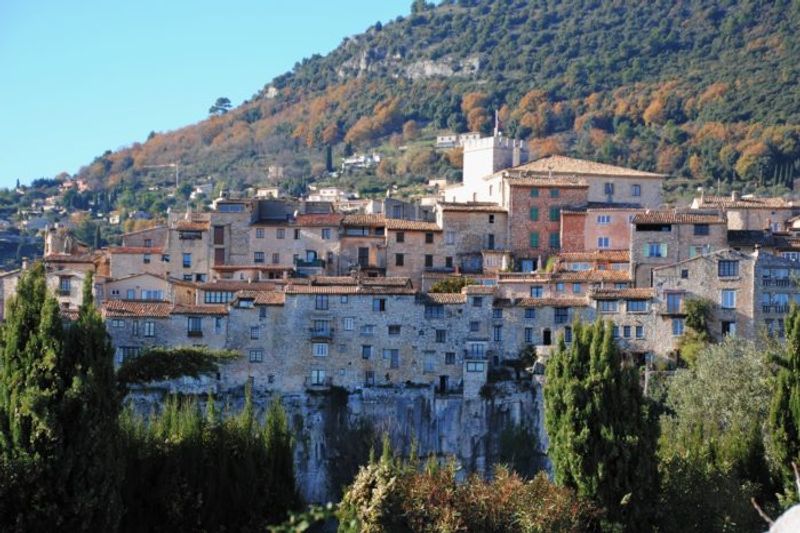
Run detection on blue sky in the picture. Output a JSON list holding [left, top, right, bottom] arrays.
[[0, 1, 407, 188]]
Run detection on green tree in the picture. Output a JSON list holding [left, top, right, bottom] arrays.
[[208, 96, 232, 116], [677, 297, 712, 366], [429, 277, 476, 293], [544, 320, 658, 530], [767, 304, 800, 504]]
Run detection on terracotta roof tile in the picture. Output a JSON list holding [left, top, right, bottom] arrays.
[[44, 253, 97, 263], [171, 304, 228, 315], [294, 213, 344, 227], [385, 219, 442, 232], [558, 250, 630, 263], [632, 211, 725, 224], [505, 176, 589, 188], [285, 284, 416, 295], [108, 246, 165, 254], [517, 297, 590, 308], [102, 300, 172, 318], [498, 270, 631, 283], [174, 221, 209, 231], [514, 155, 665, 178], [236, 290, 286, 306], [422, 293, 467, 304], [211, 264, 292, 272], [199, 281, 282, 291], [342, 214, 386, 227], [438, 202, 507, 213], [696, 195, 794, 209], [590, 288, 655, 300]]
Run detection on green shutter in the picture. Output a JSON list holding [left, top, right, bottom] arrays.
[[643, 243, 651, 257], [550, 232, 560, 249], [660, 243, 668, 257], [530, 188, 539, 197], [529, 207, 539, 221], [529, 232, 539, 248], [550, 188, 560, 198], [549, 207, 561, 221]]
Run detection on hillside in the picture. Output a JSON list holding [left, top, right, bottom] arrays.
[[75, 0, 800, 207]]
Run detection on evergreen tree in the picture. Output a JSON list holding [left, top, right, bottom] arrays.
[[0, 263, 66, 529], [264, 397, 298, 522], [767, 304, 800, 503], [58, 272, 122, 530], [544, 320, 658, 530]]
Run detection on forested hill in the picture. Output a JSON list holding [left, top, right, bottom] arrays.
[[76, 0, 800, 204]]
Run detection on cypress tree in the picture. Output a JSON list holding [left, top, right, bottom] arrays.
[[544, 320, 658, 530], [767, 303, 800, 503], [0, 262, 66, 529], [58, 272, 122, 530], [264, 397, 298, 522]]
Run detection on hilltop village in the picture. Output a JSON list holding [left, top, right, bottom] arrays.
[[4, 131, 800, 399]]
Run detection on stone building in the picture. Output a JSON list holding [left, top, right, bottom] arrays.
[[384, 219, 445, 286], [692, 192, 796, 231], [630, 210, 728, 287]]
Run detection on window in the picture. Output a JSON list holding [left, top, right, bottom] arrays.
[[722, 321, 737, 336], [492, 325, 502, 341], [119, 346, 141, 362], [549, 233, 560, 249], [313, 343, 328, 357], [597, 237, 610, 249], [142, 290, 163, 300], [425, 232, 434, 244], [529, 232, 540, 248], [143, 320, 155, 337], [277, 228, 285, 239], [524, 327, 534, 343], [372, 298, 386, 312], [530, 286, 543, 298], [445, 231, 455, 245], [612, 325, 620, 338], [182, 253, 192, 268], [424, 304, 444, 319], [486, 234, 495, 250], [718, 260, 739, 277], [144, 238, 152, 248], [554, 307, 569, 324], [388, 325, 401, 335], [254, 252, 265, 263], [435, 329, 447, 343], [466, 361, 485, 373], [681, 269, 689, 279], [364, 370, 375, 386], [644, 243, 667, 258], [530, 187, 539, 197], [693, 224, 710, 236], [143, 253, 151, 264], [549, 206, 560, 221], [529, 207, 539, 221], [524, 308, 536, 319], [672, 318, 685, 336], [394, 231, 405, 244], [721, 289, 737, 309], [469, 343, 486, 358], [472, 296, 483, 307], [564, 326, 573, 343], [183, 274, 192, 281], [424, 254, 433, 268], [187, 316, 202, 337], [343, 317, 355, 331], [555, 282, 565, 293], [597, 215, 611, 225], [218, 316, 228, 334], [623, 325, 631, 338], [489, 214, 495, 224], [386, 349, 400, 368], [111, 319, 125, 328], [361, 345, 373, 359], [445, 352, 455, 365], [205, 291, 234, 304], [667, 293, 683, 313], [272, 253, 280, 264], [599, 300, 618, 313], [631, 184, 641, 197], [550, 188, 559, 198], [161, 254, 170, 262], [604, 182, 615, 195], [445, 256, 453, 268], [294, 229, 300, 240], [573, 283, 582, 294], [255, 227, 265, 239], [315, 295, 329, 310], [249, 350, 263, 363], [469, 321, 480, 332], [423, 352, 436, 373], [126, 289, 135, 300], [635, 325, 644, 338], [627, 300, 648, 312], [310, 369, 326, 385], [250, 326, 260, 340]]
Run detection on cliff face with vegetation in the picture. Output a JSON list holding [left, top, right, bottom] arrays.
[[76, 0, 800, 203]]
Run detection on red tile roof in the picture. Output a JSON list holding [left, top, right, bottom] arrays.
[[590, 288, 655, 300], [199, 280, 282, 291], [294, 213, 344, 227], [632, 211, 726, 224], [102, 300, 172, 318], [171, 304, 228, 315], [517, 297, 590, 308], [108, 246, 165, 254], [695, 195, 794, 209], [385, 219, 442, 232], [342, 214, 386, 227], [559, 250, 630, 263], [506, 176, 589, 188], [236, 290, 286, 306], [438, 202, 507, 213], [285, 284, 416, 295], [174, 221, 209, 231], [515, 155, 665, 178], [423, 293, 467, 304]]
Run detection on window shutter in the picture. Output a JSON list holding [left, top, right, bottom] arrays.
[[530, 232, 539, 248], [643, 243, 650, 257], [660, 243, 668, 257], [530, 207, 539, 221]]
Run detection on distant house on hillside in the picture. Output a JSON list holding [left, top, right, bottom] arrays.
[[436, 132, 481, 149], [341, 153, 380, 172]]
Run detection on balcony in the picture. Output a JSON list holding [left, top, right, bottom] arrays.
[[762, 278, 795, 287], [187, 330, 203, 338], [295, 258, 325, 268], [763, 304, 791, 314], [308, 327, 334, 340]]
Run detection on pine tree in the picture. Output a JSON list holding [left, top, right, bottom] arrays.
[[544, 320, 658, 530], [0, 262, 66, 529], [767, 304, 800, 503], [58, 272, 122, 530]]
